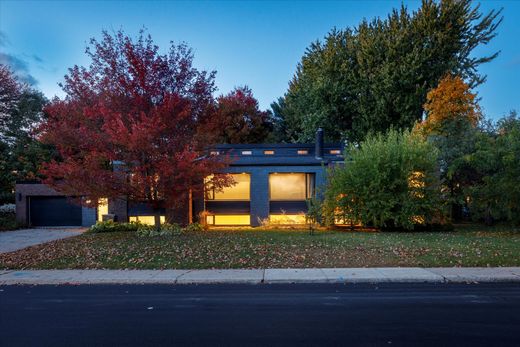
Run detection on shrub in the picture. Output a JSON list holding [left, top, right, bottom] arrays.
[[0, 204, 16, 214], [136, 223, 183, 237], [324, 129, 446, 230], [184, 223, 205, 232], [88, 220, 141, 233]]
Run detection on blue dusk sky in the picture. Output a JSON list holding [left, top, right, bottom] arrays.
[[1, 0, 519, 119]]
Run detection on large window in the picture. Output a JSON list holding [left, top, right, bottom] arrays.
[[269, 173, 315, 200], [97, 198, 108, 222], [206, 215, 250, 226], [129, 216, 166, 225], [206, 173, 250, 201]]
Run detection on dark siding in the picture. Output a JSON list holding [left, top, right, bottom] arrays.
[[205, 201, 250, 214], [269, 201, 308, 214]]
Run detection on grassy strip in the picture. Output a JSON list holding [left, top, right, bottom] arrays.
[[1, 224, 519, 269]]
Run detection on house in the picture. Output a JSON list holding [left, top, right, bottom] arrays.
[[15, 129, 344, 227]]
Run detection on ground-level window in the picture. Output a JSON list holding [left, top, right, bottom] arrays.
[[129, 215, 166, 225], [206, 214, 250, 226], [97, 198, 108, 222], [269, 173, 315, 200], [269, 214, 307, 224], [205, 173, 251, 201]]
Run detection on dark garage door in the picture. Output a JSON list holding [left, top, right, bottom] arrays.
[[29, 197, 82, 226]]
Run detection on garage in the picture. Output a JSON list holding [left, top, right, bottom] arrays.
[[29, 196, 82, 226]]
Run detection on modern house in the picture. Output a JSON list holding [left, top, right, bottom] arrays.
[[15, 129, 344, 227]]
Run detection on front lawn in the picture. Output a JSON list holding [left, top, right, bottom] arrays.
[[1, 224, 519, 269]]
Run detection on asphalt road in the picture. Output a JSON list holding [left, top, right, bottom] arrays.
[[1, 283, 520, 347]]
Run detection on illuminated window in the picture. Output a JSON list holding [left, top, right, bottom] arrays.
[[97, 198, 108, 222], [210, 150, 220, 156], [269, 173, 315, 200], [206, 173, 250, 200], [329, 149, 341, 155], [206, 215, 250, 225], [297, 150, 308, 155], [129, 216, 166, 225], [264, 150, 275, 155], [269, 214, 307, 224], [241, 150, 252, 155]]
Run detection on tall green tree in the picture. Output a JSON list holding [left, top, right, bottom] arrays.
[[0, 65, 53, 203], [274, 0, 502, 143], [466, 111, 520, 225]]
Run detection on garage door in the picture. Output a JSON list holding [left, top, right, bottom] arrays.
[[29, 197, 82, 226]]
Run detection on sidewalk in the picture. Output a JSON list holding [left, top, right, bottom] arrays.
[[1, 267, 520, 285]]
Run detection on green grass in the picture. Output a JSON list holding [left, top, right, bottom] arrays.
[[1, 224, 519, 269]]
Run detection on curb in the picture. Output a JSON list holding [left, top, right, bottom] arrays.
[[1, 267, 520, 285]]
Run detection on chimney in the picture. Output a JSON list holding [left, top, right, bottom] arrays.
[[315, 128, 324, 159]]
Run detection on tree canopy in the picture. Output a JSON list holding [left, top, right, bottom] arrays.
[[273, 0, 502, 143], [39, 30, 233, 213]]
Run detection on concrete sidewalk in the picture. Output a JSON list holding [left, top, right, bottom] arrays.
[[1, 267, 520, 285]]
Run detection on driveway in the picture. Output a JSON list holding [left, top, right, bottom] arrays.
[[0, 228, 85, 253]]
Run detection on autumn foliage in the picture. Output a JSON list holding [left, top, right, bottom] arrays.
[[200, 86, 273, 144], [39, 30, 233, 211], [418, 74, 481, 134]]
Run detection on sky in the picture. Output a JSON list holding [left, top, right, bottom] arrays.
[[1, 0, 519, 120]]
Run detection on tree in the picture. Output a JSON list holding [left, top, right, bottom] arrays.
[[39, 30, 232, 226], [0, 65, 52, 204], [201, 86, 273, 144], [417, 74, 482, 220], [324, 129, 444, 230], [274, 0, 502, 143], [0, 64, 22, 139], [466, 111, 520, 225]]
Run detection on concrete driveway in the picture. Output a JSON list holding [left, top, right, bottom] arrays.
[[0, 228, 85, 253]]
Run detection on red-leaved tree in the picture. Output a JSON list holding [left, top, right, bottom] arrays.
[[39, 30, 232, 224], [200, 86, 273, 144]]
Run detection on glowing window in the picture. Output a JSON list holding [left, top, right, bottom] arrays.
[[129, 216, 166, 225], [97, 198, 108, 222], [206, 215, 250, 225], [269, 214, 307, 224], [210, 150, 220, 156], [297, 150, 308, 155], [241, 150, 252, 155], [207, 173, 250, 200], [269, 173, 314, 200], [329, 149, 341, 155], [264, 150, 275, 155]]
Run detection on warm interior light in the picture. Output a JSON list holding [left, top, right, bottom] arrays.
[[129, 216, 166, 225], [209, 173, 251, 200], [97, 198, 109, 222], [269, 214, 307, 224], [208, 215, 250, 225], [297, 150, 308, 155], [264, 150, 275, 155], [329, 149, 341, 155], [269, 173, 307, 200], [210, 150, 220, 156]]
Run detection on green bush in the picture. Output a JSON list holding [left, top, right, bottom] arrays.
[[0, 213, 18, 231], [184, 223, 205, 233], [88, 220, 141, 233], [136, 223, 183, 237], [324, 129, 446, 230]]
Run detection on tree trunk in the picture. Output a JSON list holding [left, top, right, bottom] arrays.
[[188, 189, 193, 224], [154, 214, 161, 230]]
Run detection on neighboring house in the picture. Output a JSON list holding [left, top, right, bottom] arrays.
[[15, 129, 344, 227]]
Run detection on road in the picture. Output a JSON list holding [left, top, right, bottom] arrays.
[[1, 283, 520, 346]]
